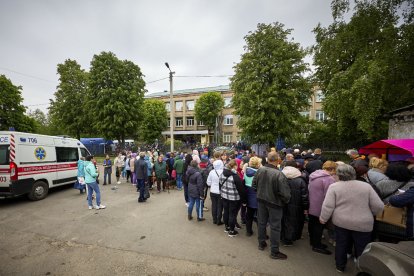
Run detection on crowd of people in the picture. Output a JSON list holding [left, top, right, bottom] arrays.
[[76, 145, 414, 273]]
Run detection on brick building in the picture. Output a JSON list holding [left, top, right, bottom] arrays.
[[145, 85, 325, 144]]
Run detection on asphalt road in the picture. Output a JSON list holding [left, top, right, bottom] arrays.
[[0, 172, 358, 275]]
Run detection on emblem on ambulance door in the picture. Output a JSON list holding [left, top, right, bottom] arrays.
[[34, 147, 46, 160]]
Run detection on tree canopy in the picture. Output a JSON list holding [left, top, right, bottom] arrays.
[[87, 52, 146, 144], [49, 59, 88, 139], [194, 92, 224, 142], [313, 0, 414, 140], [139, 99, 168, 143], [0, 75, 36, 132], [230, 22, 312, 144]]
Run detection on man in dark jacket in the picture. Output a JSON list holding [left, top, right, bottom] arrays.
[[187, 160, 205, 221], [135, 152, 148, 202], [252, 152, 291, 260]]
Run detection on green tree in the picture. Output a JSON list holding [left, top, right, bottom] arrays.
[[49, 59, 88, 139], [194, 92, 224, 143], [88, 52, 146, 146], [27, 108, 49, 134], [230, 22, 312, 144], [0, 75, 36, 132], [313, 0, 414, 140], [140, 99, 168, 143]]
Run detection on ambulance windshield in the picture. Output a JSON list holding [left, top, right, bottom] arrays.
[[0, 145, 9, 165]]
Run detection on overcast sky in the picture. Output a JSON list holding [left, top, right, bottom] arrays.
[[0, 0, 334, 113]]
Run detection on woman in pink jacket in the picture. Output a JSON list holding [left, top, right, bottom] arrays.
[[308, 161, 337, 255]]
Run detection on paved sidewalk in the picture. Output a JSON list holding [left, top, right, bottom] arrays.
[[0, 175, 356, 275]]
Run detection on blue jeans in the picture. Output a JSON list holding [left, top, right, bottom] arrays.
[[188, 196, 201, 218], [103, 168, 112, 184], [137, 179, 145, 201], [176, 174, 183, 189], [87, 181, 101, 206]]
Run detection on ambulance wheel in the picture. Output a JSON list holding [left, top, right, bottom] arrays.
[[28, 181, 49, 201]]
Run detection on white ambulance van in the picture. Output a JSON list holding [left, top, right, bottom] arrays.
[[0, 131, 90, 200]]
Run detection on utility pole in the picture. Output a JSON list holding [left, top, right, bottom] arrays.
[[165, 62, 175, 152]]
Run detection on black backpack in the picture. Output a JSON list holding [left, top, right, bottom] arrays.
[[200, 163, 213, 186]]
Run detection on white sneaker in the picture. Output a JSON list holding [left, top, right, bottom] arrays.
[[117, 181, 121, 184], [88, 206, 93, 210], [97, 205, 106, 209]]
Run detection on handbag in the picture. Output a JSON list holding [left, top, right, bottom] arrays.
[[73, 180, 86, 190], [376, 204, 407, 228], [171, 169, 177, 179], [73, 180, 81, 190]]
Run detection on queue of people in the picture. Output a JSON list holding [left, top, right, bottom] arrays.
[[76, 146, 414, 274], [182, 147, 413, 273]]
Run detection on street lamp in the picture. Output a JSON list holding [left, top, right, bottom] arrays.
[[165, 62, 175, 153]]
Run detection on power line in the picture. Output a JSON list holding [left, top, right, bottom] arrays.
[[175, 75, 233, 78], [0, 66, 56, 83], [146, 77, 169, 84]]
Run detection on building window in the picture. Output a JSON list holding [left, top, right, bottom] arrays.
[[316, 110, 325, 121], [223, 115, 233, 125], [175, 101, 183, 112], [167, 118, 170, 127], [165, 102, 170, 112], [176, 117, 183, 127], [223, 132, 232, 143], [316, 90, 324, 102], [299, 111, 310, 118], [197, 120, 205, 126], [186, 117, 194, 126], [224, 97, 232, 108], [186, 100, 195, 111]]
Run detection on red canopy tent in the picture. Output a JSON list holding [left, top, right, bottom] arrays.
[[359, 139, 414, 161]]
